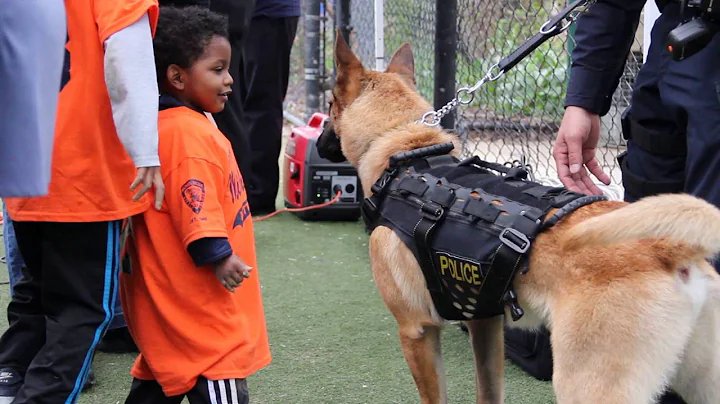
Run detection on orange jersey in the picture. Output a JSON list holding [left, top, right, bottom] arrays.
[[120, 106, 271, 396], [4, 0, 159, 222]]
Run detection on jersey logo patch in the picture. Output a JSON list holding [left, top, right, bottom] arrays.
[[233, 201, 251, 228], [181, 179, 206, 214]]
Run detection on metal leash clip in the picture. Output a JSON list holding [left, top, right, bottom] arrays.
[[416, 0, 597, 128], [504, 155, 536, 182]]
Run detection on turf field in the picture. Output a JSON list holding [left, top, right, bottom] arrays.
[[0, 205, 556, 403]]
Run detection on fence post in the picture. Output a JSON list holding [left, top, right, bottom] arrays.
[[374, 0, 385, 71], [305, 0, 321, 120], [334, 0, 351, 82], [435, 0, 458, 130], [337, 0, 351, 43]]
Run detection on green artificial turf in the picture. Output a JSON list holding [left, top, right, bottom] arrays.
[[0, 204, 556, 403]]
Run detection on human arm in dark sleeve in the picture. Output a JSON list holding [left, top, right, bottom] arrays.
[[564, 0, 647, 116], [187, 237, 233, 267]]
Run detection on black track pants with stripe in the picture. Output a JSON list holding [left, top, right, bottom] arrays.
[[125, 377, 249, 404], [0, 220, 122, 403]]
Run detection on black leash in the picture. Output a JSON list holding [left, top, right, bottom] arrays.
[[418, 0, 597, 127]]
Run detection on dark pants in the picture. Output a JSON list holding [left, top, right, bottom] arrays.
[[210, 0, 256, 186], [124, 377, 249, 404], [2, 207, 127, 330], [618, 4, 720, 404], [235, 15, 299, 212], [0, 220, 122, 403]]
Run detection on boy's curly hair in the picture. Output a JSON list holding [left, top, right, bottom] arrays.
[[153, 6, 229, 84]]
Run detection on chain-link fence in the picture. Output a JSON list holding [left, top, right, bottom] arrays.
[[285, 0, 647, 190]]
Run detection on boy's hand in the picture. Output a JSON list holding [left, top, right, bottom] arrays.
[[214, 254, 252, 293]]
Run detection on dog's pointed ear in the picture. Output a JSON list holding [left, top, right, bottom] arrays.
[[334, 29, 364, 98], [385, 43, 415, 85], [335, 29, 362, 72]]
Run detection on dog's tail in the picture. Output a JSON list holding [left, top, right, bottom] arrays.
[[562, 193, 720, 258]]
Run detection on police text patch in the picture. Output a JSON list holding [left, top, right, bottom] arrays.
[[436, 252, 484, 287]]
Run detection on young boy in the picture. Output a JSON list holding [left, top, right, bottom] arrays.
[[120, 6, 271, 403]]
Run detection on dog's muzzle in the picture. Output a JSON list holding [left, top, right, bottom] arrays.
[[316, 122, 347, 163]]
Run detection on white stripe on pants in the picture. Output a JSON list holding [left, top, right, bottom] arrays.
[[207, 379, 241, 404]]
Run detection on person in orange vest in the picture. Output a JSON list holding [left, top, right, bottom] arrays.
[[0, 0, 165, 402], [120, 6, 271, 403]]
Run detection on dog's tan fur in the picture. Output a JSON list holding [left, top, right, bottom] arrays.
[[326, 32, 720, 404]]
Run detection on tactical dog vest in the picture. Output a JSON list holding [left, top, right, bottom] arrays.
[[362, 143, 606, 322]]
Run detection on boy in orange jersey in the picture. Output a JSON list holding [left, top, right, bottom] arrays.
[[120, 6, 271, 403]]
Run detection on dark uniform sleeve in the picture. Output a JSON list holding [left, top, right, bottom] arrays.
[[187, 237, 233, 267], [565, 0, 647, 116]]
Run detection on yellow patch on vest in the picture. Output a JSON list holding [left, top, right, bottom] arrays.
[[437, 252, 483, 287]]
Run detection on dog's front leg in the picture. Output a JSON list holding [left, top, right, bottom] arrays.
[[398, 324, 448, 404], [465, 317, 505, 404], [369, 228, 449, 403]]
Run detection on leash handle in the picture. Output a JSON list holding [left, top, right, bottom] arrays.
[[497, 0, 598, 79], [496, 32, 548, 74], [417, 0, 597, 127], [389, 142, 455, 167]]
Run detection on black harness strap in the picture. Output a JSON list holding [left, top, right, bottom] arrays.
[[412, 201, 447, 314], [362, 145, 460, 232], [486, 245, 525, 319], [541, 195, 609, 230], [462, 198, 501, 222], [482, 209, 543, 320], [389, 143, 455, 167]]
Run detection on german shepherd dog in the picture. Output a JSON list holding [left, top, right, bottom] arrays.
[[316, 32, 720, 404]]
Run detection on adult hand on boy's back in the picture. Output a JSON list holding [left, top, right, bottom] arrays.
[[214, 254, 252, 293], [131, 166, 165, 210]]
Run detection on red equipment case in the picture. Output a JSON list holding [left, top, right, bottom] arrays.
[[283, 113, 362, 221]]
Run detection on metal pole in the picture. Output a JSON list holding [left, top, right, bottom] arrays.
[[374, 0, 385, 71], [337, 0, 351, 43], [435, 0, 457, 129], [334, 0, 352, 81], [305, 0, 321, 120]]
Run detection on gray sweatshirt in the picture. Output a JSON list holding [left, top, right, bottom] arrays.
[[103, 13, 160, 168]]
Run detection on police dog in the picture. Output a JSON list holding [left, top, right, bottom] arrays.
[[317, 31, 720, 404]]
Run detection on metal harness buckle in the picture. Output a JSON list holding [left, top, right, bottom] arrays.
[[370, 168, 397, 194], [499, 228, 531, 254], [421, 201, 444, 221]]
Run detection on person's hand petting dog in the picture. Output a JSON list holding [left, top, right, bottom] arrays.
[[214, 254, 252, 293], [553, 106, 612, 196]]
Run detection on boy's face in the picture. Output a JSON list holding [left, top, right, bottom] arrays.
[[177, 36, 233, 114]]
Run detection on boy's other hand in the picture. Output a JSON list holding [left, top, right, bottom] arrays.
[[214, 254, 252, 293], [131, 166, 165, 210]]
